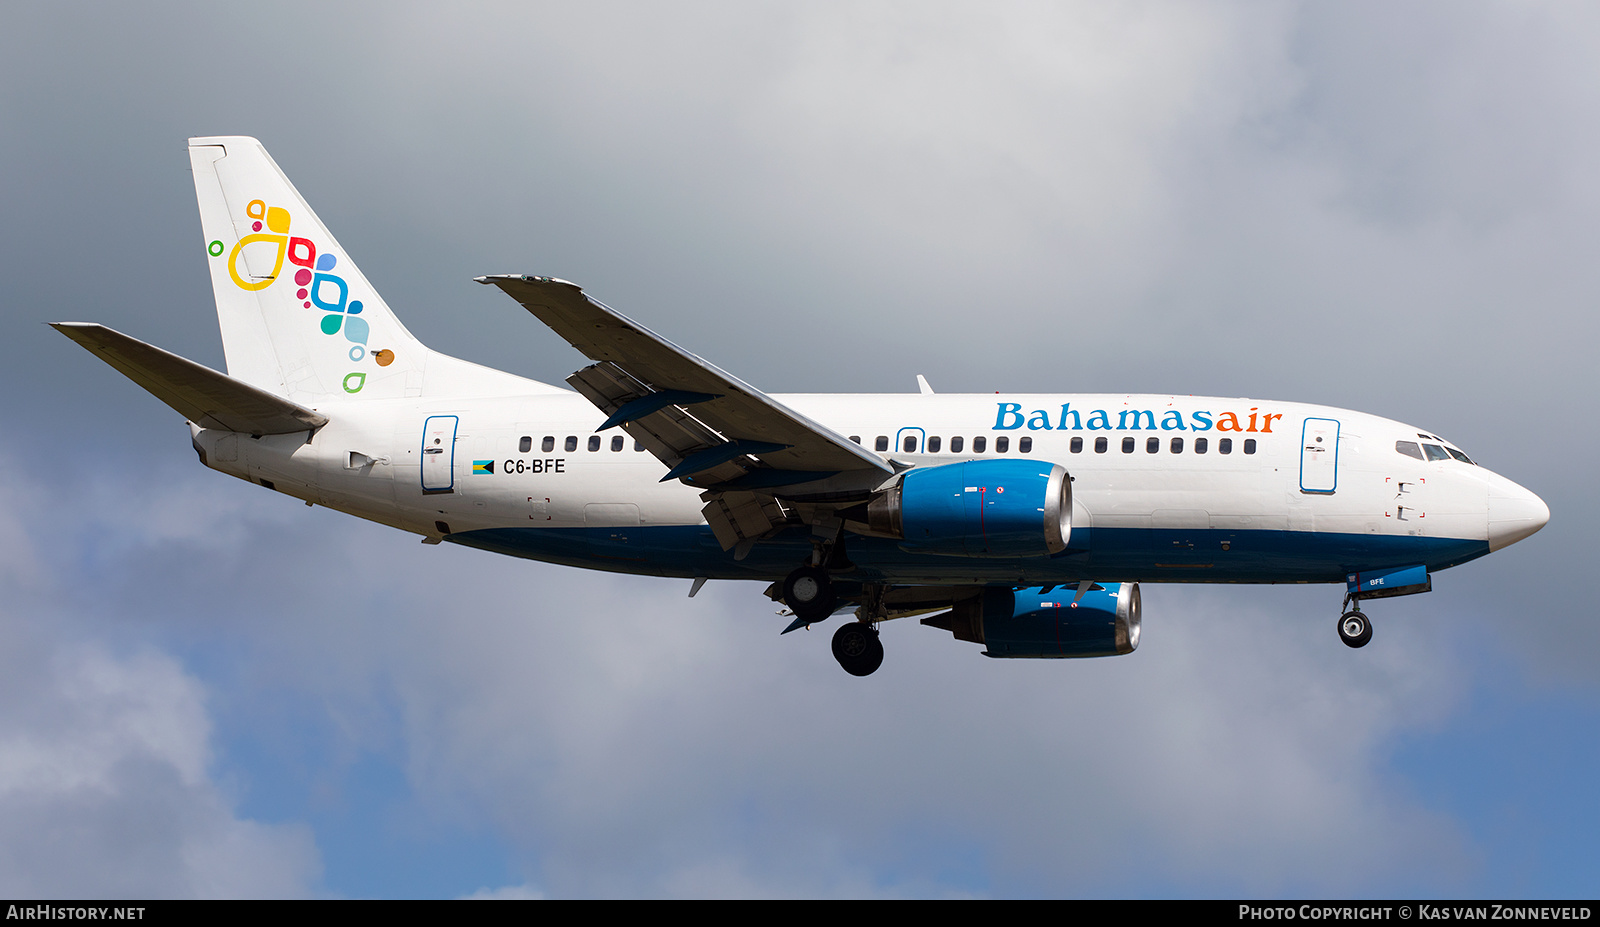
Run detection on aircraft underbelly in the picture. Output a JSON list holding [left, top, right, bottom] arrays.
[[446, 524, 1490, 585]]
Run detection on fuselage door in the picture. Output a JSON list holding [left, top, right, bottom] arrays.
[[1300, 417, 1340, 494], [421, 415, 459, 494]]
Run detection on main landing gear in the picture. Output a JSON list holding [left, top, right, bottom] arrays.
[[779, 539, 884, 676], [782, 564, 837, 624], [831, 621, 884, 677]]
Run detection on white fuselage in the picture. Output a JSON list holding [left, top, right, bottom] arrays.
[[189, 387, 1545, 586]]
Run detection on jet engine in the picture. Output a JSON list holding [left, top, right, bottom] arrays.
[[923, 583, 1141, 658], [858, 460, 1071, 558]]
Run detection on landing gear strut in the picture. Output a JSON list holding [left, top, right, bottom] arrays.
[[832, 621, 884, 677], [780, 536, 883, 676], [1337, 610, 1372, 648]]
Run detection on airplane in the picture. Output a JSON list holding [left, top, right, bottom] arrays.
[[53, 137, 1550, 677]]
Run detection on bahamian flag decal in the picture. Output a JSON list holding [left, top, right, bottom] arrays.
[[472, 460, 495, 475]]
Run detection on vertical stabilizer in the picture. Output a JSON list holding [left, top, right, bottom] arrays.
[[190, 137, 564, 401], [190, 136, 432, 401]]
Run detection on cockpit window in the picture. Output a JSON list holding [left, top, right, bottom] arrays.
[[1398, 438, 1476, 464]]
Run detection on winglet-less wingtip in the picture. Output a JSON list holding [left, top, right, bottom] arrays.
[[475, 274, 580, 287]]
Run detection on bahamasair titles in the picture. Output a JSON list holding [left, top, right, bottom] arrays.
[[54, 138, 1550, 676]]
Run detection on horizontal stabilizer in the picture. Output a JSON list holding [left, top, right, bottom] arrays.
[[52, 322, 329, 435]]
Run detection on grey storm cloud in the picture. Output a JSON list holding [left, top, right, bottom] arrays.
[[1, 0, 1594, 898]]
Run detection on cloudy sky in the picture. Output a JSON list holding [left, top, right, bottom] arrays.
[[2, 1, 1596, 898]]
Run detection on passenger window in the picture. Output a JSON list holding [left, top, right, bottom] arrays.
[[611, 436, 624, 452], [875, 436, 889, 452], [519, 436, 532, 453], [904, 435, 918, 453], [928, 436, 942, 453], [588, 435, 601, 452], [543, 436, 555, 453], [1244, 439, 1256, 455], [1071, 437, 1083, 454], [849, 436, 861, 445], [1095, 437, 1108, 454], [996, 437, 1009, 453], [1146, 437, 1159, 454], [1219, 438, 1233, 455], [1122, 437, 1135, 454], [950, 436, 964, 453], [1171, 437, 1183, 454], [1422, 444, 1450, 462], [974, 436, 987, 453], [634, 440, 646, 452], [1018, 437, 1031, 453], [1195, 437, 1208, 454], [564, 436, 577, 452]]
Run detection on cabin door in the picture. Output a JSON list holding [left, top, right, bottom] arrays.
[[1300, 417, 1340, 494], [421, 415, 459, 494]]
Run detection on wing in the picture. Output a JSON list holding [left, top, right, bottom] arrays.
[[477, 275, 894, 548]]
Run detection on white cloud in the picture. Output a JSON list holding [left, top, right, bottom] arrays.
[[0, 639, 320, 898], [284, 546, 1478, 896], [0, 482, 321, 898], [460, 882, 545, 900]]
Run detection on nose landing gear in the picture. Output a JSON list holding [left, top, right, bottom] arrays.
[[1337, 609, 1373, 648], [1335, 587, 1374, 648]]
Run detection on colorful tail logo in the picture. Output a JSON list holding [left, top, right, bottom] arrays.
[[210, 199, 395, 393]]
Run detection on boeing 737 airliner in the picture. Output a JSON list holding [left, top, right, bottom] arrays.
[[54, 137, 1550, 676]]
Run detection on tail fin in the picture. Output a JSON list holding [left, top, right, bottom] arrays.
[[190, 137, 557, 402], [189, 137, 431, 400]]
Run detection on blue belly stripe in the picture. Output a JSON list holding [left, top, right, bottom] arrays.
[[446, 525, 1491, 585]]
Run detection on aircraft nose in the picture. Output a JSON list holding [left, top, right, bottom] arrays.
[[1488, 478, 1550, 552]]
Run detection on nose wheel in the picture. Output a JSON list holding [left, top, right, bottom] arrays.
[[1337, 610, 1372, 648], [832, 621, 884, 676]]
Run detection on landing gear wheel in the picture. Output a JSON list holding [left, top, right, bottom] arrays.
[[783, 565, 836, 623], [832, 622, 884, 677], [1338, 610, 1373, 649]]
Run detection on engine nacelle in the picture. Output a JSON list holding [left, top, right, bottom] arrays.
[[864, 459, 1071, 558], [923, 583, 1141, 658]]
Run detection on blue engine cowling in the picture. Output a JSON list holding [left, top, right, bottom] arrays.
[[864, 459, 1071, 558], [923, 584, 1141, 658]]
